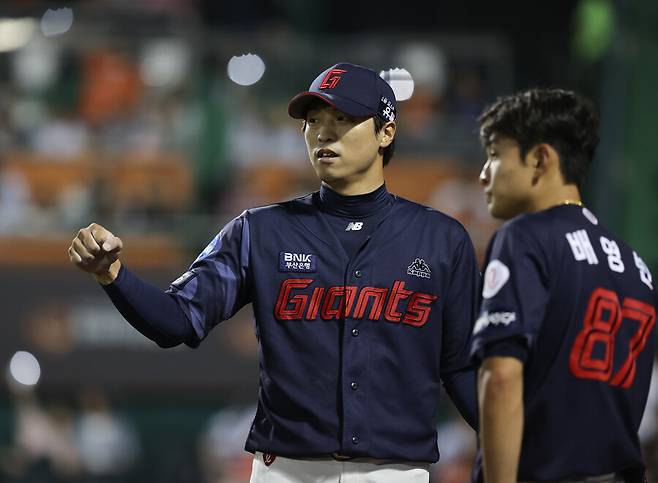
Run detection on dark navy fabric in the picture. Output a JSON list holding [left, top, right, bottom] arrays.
[[102, 265, 195, 347], [471, 205, 658, 481], [160, 190, 480, 462]]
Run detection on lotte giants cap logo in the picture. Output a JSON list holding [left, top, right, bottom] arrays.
[[319, 68, 347, 89], [288, 62, 397, 122]]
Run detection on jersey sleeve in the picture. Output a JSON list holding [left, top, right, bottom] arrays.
[[441, 224, 481, 375], [470, 222, 550, 363], [166, 213, 252, 342]]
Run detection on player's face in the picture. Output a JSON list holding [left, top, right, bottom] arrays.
[[479, 135, 536, 220], [304, 105, 388, 193]]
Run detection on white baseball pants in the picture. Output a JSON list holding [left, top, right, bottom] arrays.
[[249, 452, 430, 483]]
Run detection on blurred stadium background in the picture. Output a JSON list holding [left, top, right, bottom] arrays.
[[1, 0, 657, 482]]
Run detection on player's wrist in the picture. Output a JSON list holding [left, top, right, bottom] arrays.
[[94, 260, 122, 285]]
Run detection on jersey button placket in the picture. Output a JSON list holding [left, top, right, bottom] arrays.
[[343, 262, 367, 452]]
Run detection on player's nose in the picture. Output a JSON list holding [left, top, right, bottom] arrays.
[[479, 160, 491, 186], [317, 121, 337, 143]]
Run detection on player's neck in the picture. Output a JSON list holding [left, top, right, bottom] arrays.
[[321, 176, 385, 196], [532, 184, 582, 212], [319, 183, 390, 217]]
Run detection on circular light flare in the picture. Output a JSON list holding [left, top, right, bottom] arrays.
[[140, 39, 190, 89], [40, 8, 73, 37], [227, 54, 265, 86], [0, 18, 37, 53], [13, 37, 59, 92], [380, 68, 415, 101], [9, 351, 41, 386]]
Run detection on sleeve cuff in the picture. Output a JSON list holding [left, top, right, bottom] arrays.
[[473, 336, 529, 364]]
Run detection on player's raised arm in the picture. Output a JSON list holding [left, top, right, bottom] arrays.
[[67, 222, 196, 347], [68, 223, 123, 285]]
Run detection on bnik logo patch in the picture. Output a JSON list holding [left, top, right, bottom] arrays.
[[279, 252, 317, 273], [407, 258, 431, 279]]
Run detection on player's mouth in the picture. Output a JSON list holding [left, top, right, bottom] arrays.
[[315, 148, 339, 163], [484, 191, 492, 203]]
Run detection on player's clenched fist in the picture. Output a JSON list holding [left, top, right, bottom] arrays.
[[68, 223, 123, 285]]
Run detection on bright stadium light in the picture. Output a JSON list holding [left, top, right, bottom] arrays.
[[227, 54, 266, 86], [40, 7, 74, 37], [140, 39, 190, 88], [0, 18, 37, 53], [8, 351, 41, 386], [380, 68, 415, 101]]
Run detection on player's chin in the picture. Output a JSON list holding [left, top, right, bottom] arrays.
[[487, 200, 513, 221], [314, 164, 342, 182]]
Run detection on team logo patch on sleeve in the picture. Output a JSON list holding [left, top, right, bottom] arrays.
[[482, 259, 510, 299], [279, 252, 317, 273], [171, 269, 198, 289]]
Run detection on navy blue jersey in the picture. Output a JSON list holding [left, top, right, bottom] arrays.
[[166, 191, 480, 462], [471, 205, 658, 481]]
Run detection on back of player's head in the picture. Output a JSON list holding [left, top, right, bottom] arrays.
[[290, 63, 397, 166], [478, 88, 600, 188]]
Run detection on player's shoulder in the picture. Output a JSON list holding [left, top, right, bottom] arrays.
[[498, 205, 588, 239], [242, 192, 316, 220], [393, 196, 470, 235]]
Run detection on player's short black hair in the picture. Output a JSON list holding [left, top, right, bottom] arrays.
[[478, 88, 599, 188], [302, 99, 395, 167]]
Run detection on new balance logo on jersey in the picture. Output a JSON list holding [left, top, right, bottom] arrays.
[[279, 252, 317, 273], [407, 258, 431, 279], [345, 222, 363, 231]]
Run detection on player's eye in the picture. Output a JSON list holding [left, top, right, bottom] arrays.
[[336, 113, 356, 123]]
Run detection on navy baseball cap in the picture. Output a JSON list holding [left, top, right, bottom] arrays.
[[288, 63, 397, 122]]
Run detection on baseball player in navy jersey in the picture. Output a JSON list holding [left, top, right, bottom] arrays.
[[68, 62, 480, 483], [470, 88, 657, 483]]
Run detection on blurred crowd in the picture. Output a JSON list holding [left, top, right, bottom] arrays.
[[0, 4, 498, 240]]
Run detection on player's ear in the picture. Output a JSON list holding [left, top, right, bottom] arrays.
[[528, 143, 557, 186], [379, 121, 396, 148]]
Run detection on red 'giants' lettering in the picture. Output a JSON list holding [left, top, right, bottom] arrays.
[[274, 279, 438, 327]]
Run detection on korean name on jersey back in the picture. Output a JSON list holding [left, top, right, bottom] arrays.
[[274, 279, 439, 327], [565, 228, 654, 289]]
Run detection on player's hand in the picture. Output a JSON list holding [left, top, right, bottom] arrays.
[[68, 223, 123, 285]]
